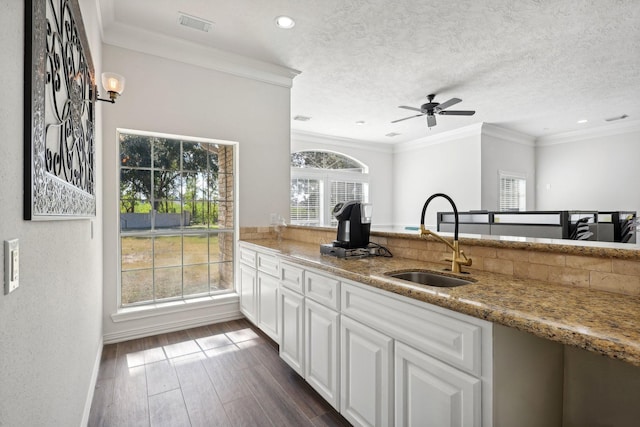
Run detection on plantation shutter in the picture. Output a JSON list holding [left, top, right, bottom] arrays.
[[290, 178, 321, 225], [499, 173, 526, 211], [329, 181, 364, 225]]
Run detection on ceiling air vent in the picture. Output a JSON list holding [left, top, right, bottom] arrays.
[[178, 12, 213, 32]]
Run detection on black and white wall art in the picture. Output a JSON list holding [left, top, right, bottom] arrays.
[[24, 0, 96, 220]]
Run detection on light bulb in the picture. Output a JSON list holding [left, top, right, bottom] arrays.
[[101, 72, 126, 95]]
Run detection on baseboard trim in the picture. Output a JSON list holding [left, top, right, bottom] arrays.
[[81, 336, 104, 427], [103, 309, 244, 344]]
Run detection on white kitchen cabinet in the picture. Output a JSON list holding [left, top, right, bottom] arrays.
[[305, 269, 340, 310], [257, 251, 279, 276], [340, 315, 393, 427], [257, 271, 279, 341], [341, 280, 483, 376], [239, 243, 563, 427], [238, 245, 257, 266], [305, 297, 340, 409], [237, 243, 280, 343], [238, 262, 257, 323], [395, 341, 481, 427], [280, 260, 305, 294], [279, 286, 305, 376]]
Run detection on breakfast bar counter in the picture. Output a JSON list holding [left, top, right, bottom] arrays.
[[242, 238, 640, 367]]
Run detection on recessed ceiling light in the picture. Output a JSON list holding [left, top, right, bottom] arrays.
[[577, 119, 588, 124], [275, 15, 295, 29], [355, 121, 366, 126], [385, 132, 401, 137], [293, 115, 311, 121]]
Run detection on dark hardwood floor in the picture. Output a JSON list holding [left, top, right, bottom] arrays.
[[88, 319, 351, 427]]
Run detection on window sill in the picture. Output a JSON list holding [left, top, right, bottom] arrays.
[[111, 292, 239, 323]]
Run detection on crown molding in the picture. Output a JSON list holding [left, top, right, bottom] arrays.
[[95, 0, 114, 41], [291, 130, 394, 154], [393, 122, 483, 154], [536, 119, 640, 147], [481, 123, 536, 146], [99, 20, 300, 88]]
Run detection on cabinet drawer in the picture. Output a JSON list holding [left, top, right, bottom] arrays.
[[280, 261, 304, 294], [257, 251, 279, 276], [342, 281, 485, 376], [238, 246, 257, 267], [305, 270, 340, 310]]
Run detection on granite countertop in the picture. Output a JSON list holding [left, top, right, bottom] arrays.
[[242, 238, 640, 367]]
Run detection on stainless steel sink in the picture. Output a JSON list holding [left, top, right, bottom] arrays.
[[386, 270, 473, 288]]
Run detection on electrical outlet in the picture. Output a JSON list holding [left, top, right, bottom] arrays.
[[4, 239, 19, 295]]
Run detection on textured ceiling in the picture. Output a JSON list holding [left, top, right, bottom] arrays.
[[100, 0, 640, 143]]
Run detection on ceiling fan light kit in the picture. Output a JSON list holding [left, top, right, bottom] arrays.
[[392, 94, 476, 128]]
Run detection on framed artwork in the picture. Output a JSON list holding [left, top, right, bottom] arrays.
[[24, 0, 96, 220]]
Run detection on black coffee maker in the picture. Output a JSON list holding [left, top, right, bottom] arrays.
[[332, 201, 372, 249]]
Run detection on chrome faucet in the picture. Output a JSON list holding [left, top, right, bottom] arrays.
[[420, 193, 472, 273]]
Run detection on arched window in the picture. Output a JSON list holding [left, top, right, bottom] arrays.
[[291, 150, 369, 226]]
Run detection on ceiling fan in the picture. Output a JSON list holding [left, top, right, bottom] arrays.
[[392, 94, 475, 128]]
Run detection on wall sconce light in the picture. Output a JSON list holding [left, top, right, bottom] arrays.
[[97, 72, 125, 103]]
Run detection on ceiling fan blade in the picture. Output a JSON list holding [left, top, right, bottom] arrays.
[[426, 114, 437, 127], [398, 105, 424, 112], [391, 114, 425, 123], [434, 97, 461, 111], [438, 110, 475, 116]]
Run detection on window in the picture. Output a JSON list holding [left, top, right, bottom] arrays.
[[290, 178, 321, 225], [119, 131, 235, 307], [499, 171, 526, 211], [290, 151, 369, 226]]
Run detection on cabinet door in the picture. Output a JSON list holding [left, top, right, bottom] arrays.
[[340, 316, 393, 427], [279, 287, 304, 376], [257, 271, 279, 342], [239, 263, 257, 324], [305, 298, 340, 409], [395, 341, 481, 427]]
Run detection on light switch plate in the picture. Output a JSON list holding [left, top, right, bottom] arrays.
[[4, 239, 19, 294]]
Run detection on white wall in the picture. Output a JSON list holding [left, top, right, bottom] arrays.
[[390, 120, 640, 231], [481, 124, 536, 211], [392, 124, 483, 227], [0, 0, 104, 425], [291, 131, 394, 225], [536, 121, 640, 214], [101, 44, 293, 340]]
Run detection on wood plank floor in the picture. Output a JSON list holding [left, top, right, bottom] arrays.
[[89, 319, 352, 427]]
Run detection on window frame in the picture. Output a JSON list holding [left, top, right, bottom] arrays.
[[117, 129, 238, 308]]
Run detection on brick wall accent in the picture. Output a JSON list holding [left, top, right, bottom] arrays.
[[217, 145, 234, 290]]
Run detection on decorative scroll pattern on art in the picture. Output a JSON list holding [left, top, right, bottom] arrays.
[[25, 0, 96, 219]]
